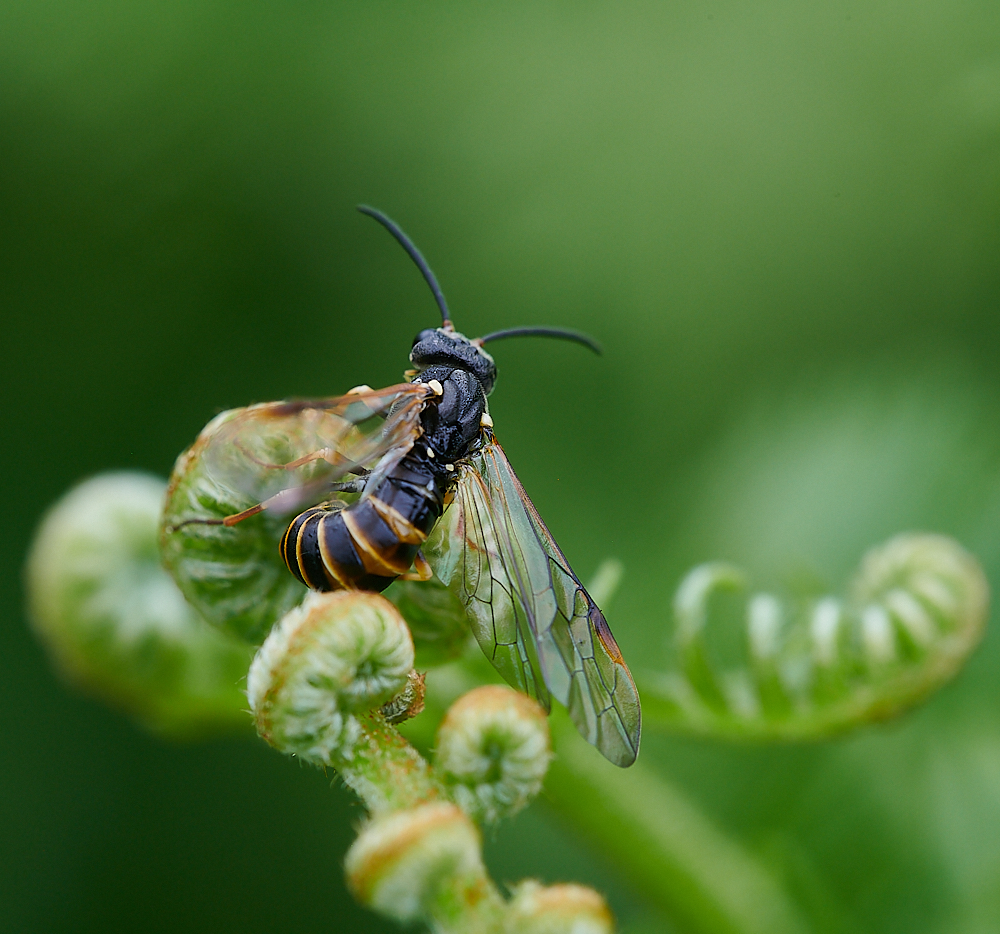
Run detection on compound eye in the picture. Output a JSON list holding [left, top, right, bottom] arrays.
[[412, 328, 438, 348]]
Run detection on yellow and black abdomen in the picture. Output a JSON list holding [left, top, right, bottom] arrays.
[[280, 458, 447, 593]]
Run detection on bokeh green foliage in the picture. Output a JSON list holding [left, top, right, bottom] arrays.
[[4, 1, 1000, 933], [27, 473, 252, 736]]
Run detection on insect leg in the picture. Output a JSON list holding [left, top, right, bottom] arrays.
[[169, 502, 268, 531], [168, 477, 366, 532], [328, 477, 367, 494], [233, 441, 371, 476], [398, 550, 433, 582]]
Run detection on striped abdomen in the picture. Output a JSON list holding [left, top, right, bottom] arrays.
[[280, 461, 446, 593]]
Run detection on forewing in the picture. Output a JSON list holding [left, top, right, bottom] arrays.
[[427, 438, 641, 767], [161, 381, 434, 643], [427, 462, 552, 708], [195, 382, 432, 516]]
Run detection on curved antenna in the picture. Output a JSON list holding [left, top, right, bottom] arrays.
[[357, 205, 452, 327], [474, 326, 602, 355]]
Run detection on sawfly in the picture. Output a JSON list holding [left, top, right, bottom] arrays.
[[167, 206, 640, 766]]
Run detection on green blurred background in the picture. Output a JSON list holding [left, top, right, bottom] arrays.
[[4, 1, 1000, 931]]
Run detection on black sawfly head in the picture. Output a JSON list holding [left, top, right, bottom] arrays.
[[410, 326, 498, 395]]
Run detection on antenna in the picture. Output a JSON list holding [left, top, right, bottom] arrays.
[[475, 326, 602, 355], [357, 205, 452, 327]]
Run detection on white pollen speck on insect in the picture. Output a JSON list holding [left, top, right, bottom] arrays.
[[426, 379, 444, 396], [445, 464, 455, 472], [480, 413, 493, 428], [426, 447, 435, 458], [347, 384, 373, 395]]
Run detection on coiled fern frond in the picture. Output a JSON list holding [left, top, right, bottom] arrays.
[[639, 534, 988, 740]]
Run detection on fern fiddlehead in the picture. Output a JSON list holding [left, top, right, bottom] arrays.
[[28, 470, 613, 934], [26, 473, 252, 736], [247, 588, 611, 934], [26, 456, 990, 934], [639, 534, 988, 741]]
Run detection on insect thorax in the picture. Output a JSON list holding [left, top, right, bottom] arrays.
[[414, 366, 488, 465]]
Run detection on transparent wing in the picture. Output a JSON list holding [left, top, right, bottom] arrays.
[[177, 382, 434, 522], [427, 453, 552, 708], [426, 437, 641, 767], [161, 382, 435, 644]]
